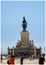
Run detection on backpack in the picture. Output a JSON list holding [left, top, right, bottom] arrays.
[[7, 60, 10, 64]]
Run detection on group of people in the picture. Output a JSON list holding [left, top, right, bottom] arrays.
[[1, 54, 45, 65]]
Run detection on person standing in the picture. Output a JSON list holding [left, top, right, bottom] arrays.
[[39, 54, 45, 65], [20, 57, 24, 65], [7, 55, 15, 65], [1, 55, 2, 63]]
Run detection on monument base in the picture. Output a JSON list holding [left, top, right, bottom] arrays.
[[7, 31, 42, 58]]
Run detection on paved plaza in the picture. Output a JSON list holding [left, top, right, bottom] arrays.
[[0, 57, 46, 65]]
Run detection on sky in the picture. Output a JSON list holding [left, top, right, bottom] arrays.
[[0, 1, 1, 55], [1, 1, 45, 54]]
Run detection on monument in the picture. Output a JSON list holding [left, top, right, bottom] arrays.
[[7, 17, 42, 58]]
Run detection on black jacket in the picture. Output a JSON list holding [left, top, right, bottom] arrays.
[[39, 57, 45, 64]]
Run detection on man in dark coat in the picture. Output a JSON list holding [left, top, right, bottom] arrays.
[[20, 57, 24, 65], [39, 54, 45, 65]]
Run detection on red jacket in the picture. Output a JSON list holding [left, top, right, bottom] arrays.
[[9, 57, 15, 65]]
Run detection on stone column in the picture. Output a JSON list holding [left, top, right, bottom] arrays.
[[31, 40, 36, 57], [34, 47, 36, 57], [39, 46, 42, 56], [7, 47, 10, 57], [12, 47, 14, 55]]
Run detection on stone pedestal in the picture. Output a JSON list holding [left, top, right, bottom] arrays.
[[20, 31, 30, 46]]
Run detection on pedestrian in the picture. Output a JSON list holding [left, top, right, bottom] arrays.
[[39, 54, 45, 65], [20, 56, 24, 65], [1, 55, 2, 63], [7, 55, 15, 65]]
